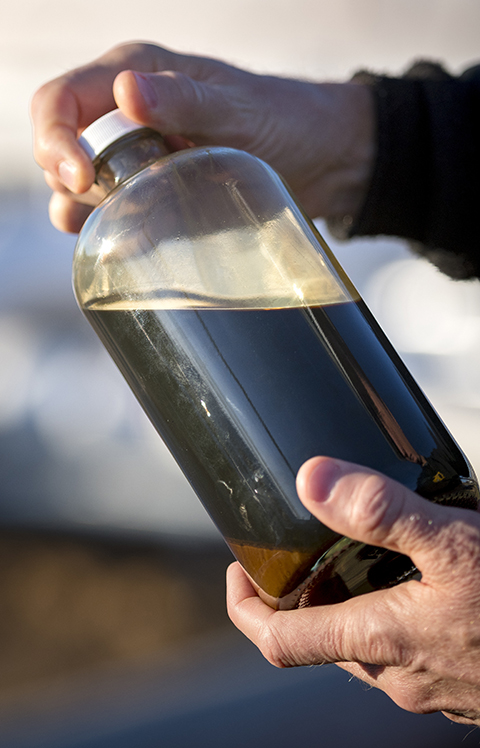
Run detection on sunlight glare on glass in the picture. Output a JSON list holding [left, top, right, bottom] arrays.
[[293, 283, 304, 302]]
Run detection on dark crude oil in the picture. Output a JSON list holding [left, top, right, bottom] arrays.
[[84, 299, 479, 608]]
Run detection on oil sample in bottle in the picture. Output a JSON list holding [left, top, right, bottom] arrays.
[[74, 111, 479, 609], [84, 297, 478, 608]]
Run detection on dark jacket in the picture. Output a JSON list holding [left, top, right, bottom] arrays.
[[331, 61, 480, 280]]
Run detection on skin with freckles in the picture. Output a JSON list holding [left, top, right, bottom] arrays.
[[30, 41, 374, 233], [227, 456, 480, 726], [31, 41, 480, 725]]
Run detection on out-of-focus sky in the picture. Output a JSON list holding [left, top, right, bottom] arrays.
[[2, 0, 480, 184]]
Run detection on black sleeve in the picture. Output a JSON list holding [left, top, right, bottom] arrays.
[[333, 61, 480, 280]]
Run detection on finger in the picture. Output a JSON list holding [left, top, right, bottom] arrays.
[[339, 661, 480, 722], [113, 67, 252, 146], [296, 457, 480, 585], [31, 42, 228, 191], [44, 170, 103, 206], [228, 563, 480, 722], [441, 709, 480, 726], [31, 81, 96, 194], [226, 561, 409, 668], [31, 42, 164, 191], [48, 192, 94, 234]]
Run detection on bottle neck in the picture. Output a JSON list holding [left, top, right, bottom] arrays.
[[93, 129, 170, 195]]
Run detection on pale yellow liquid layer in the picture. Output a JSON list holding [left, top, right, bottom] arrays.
[[75, 219, 360, 311]]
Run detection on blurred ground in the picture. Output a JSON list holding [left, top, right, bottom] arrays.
[[0, 532, 232, 696], [0, 537, 477, 748]]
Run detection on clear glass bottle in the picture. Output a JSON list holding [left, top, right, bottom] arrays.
[[73, 110, 479, 609]]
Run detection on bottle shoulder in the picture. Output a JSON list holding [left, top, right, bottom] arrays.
[[76, 146, 290, 249]]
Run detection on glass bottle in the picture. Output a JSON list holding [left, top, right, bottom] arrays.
[[73, 110, 479, 609]]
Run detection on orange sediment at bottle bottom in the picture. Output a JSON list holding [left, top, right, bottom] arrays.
[[227, 539, 319, 599]]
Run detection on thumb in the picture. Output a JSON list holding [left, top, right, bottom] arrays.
[[296, 457, 480, 586], [113, 69, 243, 144]]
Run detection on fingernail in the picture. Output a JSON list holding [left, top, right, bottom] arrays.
[[58, 160, 78, 191], [304, 458, 343, 503], [133, 73, 158, 109]]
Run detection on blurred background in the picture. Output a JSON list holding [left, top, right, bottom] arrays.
[[1, 1, 480, 745]]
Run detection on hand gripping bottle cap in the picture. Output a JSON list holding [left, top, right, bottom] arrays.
[[78, 109, 144, 160]]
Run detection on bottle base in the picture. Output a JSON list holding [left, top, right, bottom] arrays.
[[249, 539, 419, 610]]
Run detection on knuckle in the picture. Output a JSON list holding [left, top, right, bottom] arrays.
[[30, 82, 51, 117], [442, 518, 480, 567], [107, 41, 148, 60], [457, 619, 480, 652], [393, 685, 430, 714], [33, 133, 51, 165], [387, 665, 440, 715], [349, 473, 404, 545], [425, 516, 480, 585], [365, 628, 405, 667], [257, 619, 295, 669], [109, 40, 134, 55], [169, 71, 201, 101], [357, 599, 411, 666]]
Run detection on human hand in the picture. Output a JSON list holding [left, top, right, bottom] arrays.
[[227, 456, 480, 725], [31, 41, 374, 232]]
